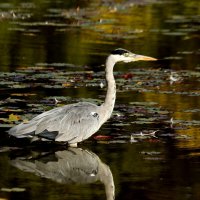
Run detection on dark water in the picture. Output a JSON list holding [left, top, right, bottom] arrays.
[[0, 0, 200, 200]]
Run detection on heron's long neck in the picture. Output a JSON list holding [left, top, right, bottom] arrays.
[[100, 56, 116, 124], [99, 162, 115, 200]]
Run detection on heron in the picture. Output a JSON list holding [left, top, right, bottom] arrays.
[[9, 48, 157, 147]]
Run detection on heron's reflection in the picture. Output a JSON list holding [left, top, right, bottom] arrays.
[[10, 148, 115, 200]]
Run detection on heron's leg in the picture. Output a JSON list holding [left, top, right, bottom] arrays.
[[68, 143, 77, 147]]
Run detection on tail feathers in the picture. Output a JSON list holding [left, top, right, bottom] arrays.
[[9, 122, 37, 138]]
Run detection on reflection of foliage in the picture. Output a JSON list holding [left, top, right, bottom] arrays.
[[0, 0, 199, 71]]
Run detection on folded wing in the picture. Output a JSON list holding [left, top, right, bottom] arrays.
[[9, 102, 100, 144]]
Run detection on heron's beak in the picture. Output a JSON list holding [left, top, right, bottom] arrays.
[[132, 54, 157, 61]]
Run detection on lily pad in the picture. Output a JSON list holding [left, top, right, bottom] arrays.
[[1, 187, 26, 192]]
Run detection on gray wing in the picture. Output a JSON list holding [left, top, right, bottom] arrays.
[[9, 105, 65, 138], [35, 102, 101, 143], [9, 102, 101, 144]]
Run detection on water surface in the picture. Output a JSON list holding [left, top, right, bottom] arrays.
[[0, 0, 200, 200]]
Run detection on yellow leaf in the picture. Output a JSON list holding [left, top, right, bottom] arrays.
[[62, 83, 72, 87], [136, 81, 142, 85], [9, 114, 20, 122]]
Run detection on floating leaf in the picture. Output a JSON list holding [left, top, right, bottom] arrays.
[[93, 135, 112, 140], [11, 93, 36, 97], [62, 82, 73, 87], [0, 118, 9, 123], [0, 124, 13, 128], [9, 113, 21, 122], [1, 187, 26, 192]]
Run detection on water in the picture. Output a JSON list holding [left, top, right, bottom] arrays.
[[0, 0, 200, 200]]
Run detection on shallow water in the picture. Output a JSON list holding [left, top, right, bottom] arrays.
[[0, 0, 200, 200]]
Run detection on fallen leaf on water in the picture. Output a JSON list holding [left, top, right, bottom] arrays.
[[0, 124, 13, 128], [62, 82, 73, 87], [136, 81, 142, 85], [93, 135, 112, 140], [0, 118, 9, 123], [122, 73, 133, 79], [1, 187, 26, 192], [9, 114, 21, 122], [11, 93, 37, 97], [0, 108, 23, 113]]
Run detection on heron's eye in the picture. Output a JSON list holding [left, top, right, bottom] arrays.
[[124, 53, 129, 57]]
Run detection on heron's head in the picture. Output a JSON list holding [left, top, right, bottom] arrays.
[[110, 48, 157, 63]]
